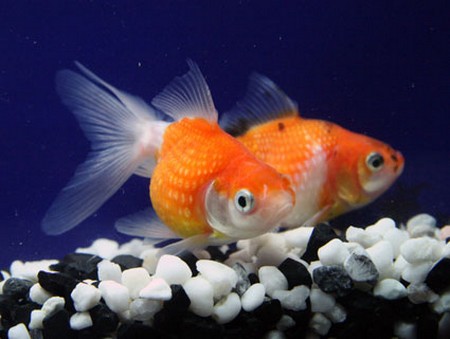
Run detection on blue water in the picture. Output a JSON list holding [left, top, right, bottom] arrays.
[[1, 1, 449, 269]]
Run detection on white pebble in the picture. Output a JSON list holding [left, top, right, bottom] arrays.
[[254, 233, 289, 267], [29, 283, 52, 305], [155, 255, 192, 285], [432, 291, 450, 313], [258, 266, 288, 297], [97, 260, 122, 283], [117, 238, 152, 258], [401, 261, 433, 284], [8, 323, 31, 339], [241, 283, 266, 312], [212, 292, 241, 324], [407, 283, 439, 304], [442, 242, 450, 258], [392, 255, 409, 280], [346, 226, 381, 248], [310, 288, 335, 313], [121, 267, 151, 299], [9, 260, 57, 282], [42, 296, 65, 315], [318, 239, 350, 266], [400, 238, 443, 263], [382, 227, 409, 258], [394, 322, 417, 339], [373, 279, 407, 300], [98, 280, 130, 313], [71, 282, 102, 312], [70, 312, 93, 330], [265, 330, 286, 339], [325, 304, 347, 323], [272, 285, 310, 311], [276, 315, 296, 331], [197, 260, 238, 299], [407, 213, 437, 237], [366, 240, 394, 277], [140, 248, 160, 274], [366, 218, 396, 235], [309, 312, 332, 336], [129, 298, 162, 321], [77, 238, 119, 259], [139, 278, 172, 300], [308, 260, 323, 276], [283, 226, 314, 249], [183, 276, 214, 317], [28, 309, 46, 329]]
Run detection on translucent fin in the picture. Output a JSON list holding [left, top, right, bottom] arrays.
[[302, 205, 332, 227], [42, 64, 168, 235], [156, 234, 211, 257], [220, 73, 298, 136], [151, 60, 218, 122], [115, 209, 180, 241]]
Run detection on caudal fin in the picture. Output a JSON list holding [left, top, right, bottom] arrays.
[[42, 63, 168, 235]]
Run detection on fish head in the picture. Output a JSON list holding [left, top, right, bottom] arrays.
[[334, 130, 405, 211], [204, 157, 295, 239]]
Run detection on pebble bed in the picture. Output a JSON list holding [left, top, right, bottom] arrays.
[[1, 214, 450, 338]]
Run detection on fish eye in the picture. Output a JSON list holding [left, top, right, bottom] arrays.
[[366, 152, 384, 171], [234, 189, 255, 214]]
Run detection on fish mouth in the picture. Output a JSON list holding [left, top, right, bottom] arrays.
[[392, 150, 405, 175]]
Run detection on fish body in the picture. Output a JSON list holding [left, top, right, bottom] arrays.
[[221, 74, 404, 227], [42, 62, 295, 252]]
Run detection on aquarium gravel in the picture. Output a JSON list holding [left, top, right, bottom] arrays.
[[1, 214, 450, 338]]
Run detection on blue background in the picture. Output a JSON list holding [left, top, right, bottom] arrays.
[[1, 1, 449, 269]]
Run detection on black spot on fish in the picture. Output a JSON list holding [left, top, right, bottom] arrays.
[[391, 154, 398, 162], [278, 122, 285, 131]]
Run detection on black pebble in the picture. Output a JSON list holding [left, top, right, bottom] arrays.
[[253, 299, 283, 329], [248, 273, 259, 285], [178, 252, 199, 276], [163, 284, 190, 314], [50, 253, 102, 280], [42, 309, 77, 339], [89, 303, 120, 336], [38, 271, 79, 311], [206, 246, 228, 262], [37, 271, 79, 295], [0, 294, 40, 330], [335, 290, 395, 338], [425, 258, 450, 293], [284, 308, 312, 338], [117, 322, 164, 339], [2, 278, 34, 300], [417, 312, 439, 339], [301, 223, 339, 263], [153, 308, 183, 335], [313, 265, 353, 296], [179, 313, 224, 338], [224, 311, 266, 338], [278, 258, 312, 289], [111, 254, 143, 271]]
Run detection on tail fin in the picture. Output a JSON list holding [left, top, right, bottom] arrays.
[[42, 63, 168, 235]]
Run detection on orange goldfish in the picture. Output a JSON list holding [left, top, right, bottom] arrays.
[[41, 62, 295, 252], [220, 74, 404, 227]]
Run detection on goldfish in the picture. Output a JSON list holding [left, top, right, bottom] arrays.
[[41, 62, 295, 253], [220, 73, 404, 227]]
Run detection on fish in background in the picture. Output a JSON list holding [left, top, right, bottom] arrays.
[[42, 62, 295, 253], [220, 73, 404, 228]]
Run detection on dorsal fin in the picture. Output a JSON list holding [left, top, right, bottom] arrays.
[[151, 60, 218, 122], [220, 73, 298, 136]]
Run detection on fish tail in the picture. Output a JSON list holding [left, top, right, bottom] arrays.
[[41, 62, 168, 235]]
